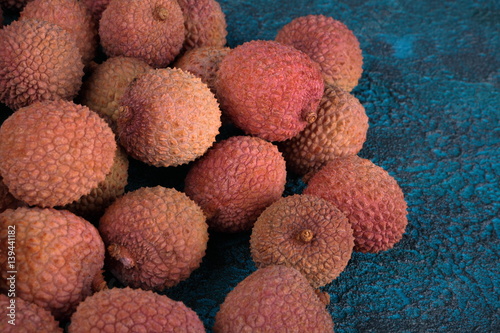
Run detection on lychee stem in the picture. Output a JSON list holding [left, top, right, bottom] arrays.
[[108, 244, 136, 269], [91, 270, 108, 292], [315, 289, 331, 307], [302, 110, 317, 124], [153, 6, 169, 21], [296, 229, 314, 243]]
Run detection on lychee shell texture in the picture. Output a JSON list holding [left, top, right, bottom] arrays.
[[0, 207, 105, 320], [215, 40, 324, 141], [214, 265, 334, 333], [276, 14, 363, 92], [0, 19, 83, 110], [279, 83, 369, 176], [98, 186, 209, 290], [304, 155, 408, 253], [0, 100, 117, 208], [184, 135, 287, 233], [68, 287, 205, 332], [0, 294, 63, 333], [117, 68, 221, 167], [250, 194, 354, 288]]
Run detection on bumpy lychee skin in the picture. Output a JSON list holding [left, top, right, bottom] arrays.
[[0, 294, 63, 333], [116, 68, 221, 167], [250, 194, 354, 288], [19, 0, 98, 66], [177, 0, 228, 51], [279, 84, 369, 176], [68, 287, 205, 332], [99, 0, 185, 67], [62, 146, 129, 221], [276, 15, 363, 92], [98, 186, 209, 290], [0, 207, 105, 320], [215, 40, 324, 141], [184, 136, 287, 233], [79, 56, 152, 131], [214, 265, 334, 333], [304, 156, 408, 253], [0, 19, 84, 110], [173, 46, 231, 94], [0, 100, 117, 208]]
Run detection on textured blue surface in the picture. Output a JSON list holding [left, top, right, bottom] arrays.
[[1, 0, 499, 332]]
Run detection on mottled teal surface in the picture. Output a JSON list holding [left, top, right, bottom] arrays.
[[1, 0, 499, 332]]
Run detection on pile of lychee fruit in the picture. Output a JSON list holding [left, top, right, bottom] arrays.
[[0, 0, 408, 332]]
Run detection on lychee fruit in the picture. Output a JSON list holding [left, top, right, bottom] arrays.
[[0, 0, 32, 10], [68, 287, 205, 332], [279, 83, 369, 176], [78, 56, 152, 131], [303, 155, 408, 253], [19, 0, 98, 66], [184, 135, 287, 233], [0, 19, 84, 110], [0, 294, 63, 333], [0, 99, 117, 208], [61, 146, 129, 221], [99, 0, 185, 67], [0, 207, 105, 320], [250, 194, 354, 288], [276, 14, 363, 92], [214, 265, 334, 333], [116, 67, 221, 167], [98, 186, 209, 290], [177, 0, 228, 51], [215, 40, 324, 141], [173, 46, 231, 94]]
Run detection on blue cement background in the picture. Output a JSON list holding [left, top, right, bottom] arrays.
[[1, 0, 499, 332]]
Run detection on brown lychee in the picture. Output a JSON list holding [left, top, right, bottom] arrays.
[[177, 0, 228, 51], [68, 287, 205, 332], [279, 84, 369, 176], [250, 194, 354, 288], [0, 294, 63, 333], [78, 56, 152, 131], [0, 19, 84, 110], [99, 0, 185, 67], [276, 14, 363, 92], [215, 40, 324, 141], [98, 186, 209, 290], [173, 46, 230, 94], [19, 0, 98, 66], [184, 135, 287, 233], [213, 265, 334, 333], [62, 146, 129, 221], [0, 207, 105, 320], [0, 100, 117, 208], [116, 67, 221, 167], [303, 155, 408, 253]]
